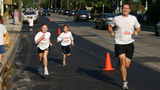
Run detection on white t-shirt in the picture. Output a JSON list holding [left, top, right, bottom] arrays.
[[57, 31, 74, 46], [34, 31, 51, 50], [0, 24, 7, 45], [35, 11, 38, 15], [28, 18, 33, 26], [110, 15, 140, 44]]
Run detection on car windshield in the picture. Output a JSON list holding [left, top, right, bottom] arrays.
[[86, 12, 92, 15], [43, 9, 49, 12], [104, 14, 116, 18], [24, 11, 36, 15], [78, 11, 87, 15]]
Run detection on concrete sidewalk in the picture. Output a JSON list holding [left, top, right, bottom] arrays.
[[0, 19, 23, 80]]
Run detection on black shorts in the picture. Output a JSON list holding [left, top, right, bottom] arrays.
[[61, 45, 71, 54], [38, 47, 50, 53], [114, 42, 134, 59], [29, 26, 33, 29]]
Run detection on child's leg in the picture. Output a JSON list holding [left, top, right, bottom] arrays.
[[63, 54, 67, 63], [38, 53, 43, 66], [0, 54, 2, 63], [43, 50, 49, 68]]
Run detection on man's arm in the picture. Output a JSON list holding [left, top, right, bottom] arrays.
[[134, 27, 141, 36], [3, 33, 7, 36], [108, 25, 114, 37]]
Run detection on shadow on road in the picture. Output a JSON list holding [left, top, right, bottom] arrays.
[[76, 68, 121, 88], [23, 67, 46, 79]]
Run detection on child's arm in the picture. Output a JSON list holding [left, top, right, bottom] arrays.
[[49, 39, 52, 46], [35, 33, 45, 44], [71, 40, 74, 46], [57, 34, 62, 43]]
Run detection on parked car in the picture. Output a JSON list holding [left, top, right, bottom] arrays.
[[38, 8, 44, 15], [62, 10, 70, 15], [52, 8, 58, 13], [58, 8, 65, 14], [42, 9, 51, 16], [22, 10, 38, 23], [74, 11, 89, 22], [86, 11, 94, 20], [155, 21, 160, 35], [68, 10, 76, 16], [95, 13, 117, 30]]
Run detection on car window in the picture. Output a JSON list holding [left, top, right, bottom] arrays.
[[24, 11, 36, 15], [104, 14, 116, 18], [78, 11, 87, 15]]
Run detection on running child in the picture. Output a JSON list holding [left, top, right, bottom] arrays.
[[28, 17, 34, 31], [57, 24, 74, 66], [34, 23, 52, 75]]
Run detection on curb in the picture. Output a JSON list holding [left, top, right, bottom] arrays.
[[0, 23, 23, 83]]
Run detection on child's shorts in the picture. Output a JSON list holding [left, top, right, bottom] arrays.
[[61, 45, 71, 55], [38, 47, 50, 53], [29, 26, 33, 29], [0, 45, 5, 54]]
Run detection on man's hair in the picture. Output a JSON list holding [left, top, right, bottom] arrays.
[[0, 15, 2, 21], [63, 24, 69, 28], [122, 3, 131, 9]]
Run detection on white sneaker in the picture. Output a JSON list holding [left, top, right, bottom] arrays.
[[63, 62, 66, 66], [44, 69, 49, 75], [122, 81, 129, 90], [38, 67, 43, 73]]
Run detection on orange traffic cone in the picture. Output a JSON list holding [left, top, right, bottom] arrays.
[[58, 28, 61, 35], [50, 18, 51, 21], [38, 15, 39, 17], [103, 53, 115, 71]]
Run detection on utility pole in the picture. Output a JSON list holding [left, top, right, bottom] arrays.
[[80, 0, 81, 9], [19, 0, 22, 22], [48, 0, 50, 9], [55, 0, 57, 8], [67, 0, 69, 10], [61, 0, 62, 8], [51, 0, 53, 9]]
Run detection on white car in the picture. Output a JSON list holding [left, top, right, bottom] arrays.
[[155, 21, 160, 35], [22, 10, 38, 24]]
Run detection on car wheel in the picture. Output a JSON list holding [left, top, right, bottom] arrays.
[[100, 24, 103, 30], [95, 23, 98, 29], [155, 27, 159, 35]]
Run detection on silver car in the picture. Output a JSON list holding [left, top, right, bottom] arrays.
[[22, 10, 38, 24], [155, 21, 160, 35]]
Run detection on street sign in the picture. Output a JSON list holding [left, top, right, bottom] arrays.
[[133, 0, 139, 2]]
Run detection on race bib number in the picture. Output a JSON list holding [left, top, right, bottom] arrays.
[[122, 30, 131, 38]]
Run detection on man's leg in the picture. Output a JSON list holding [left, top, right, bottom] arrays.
[[119, 53, 127, 82]]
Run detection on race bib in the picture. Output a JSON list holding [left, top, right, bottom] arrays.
[[122, 30, 131, 38]]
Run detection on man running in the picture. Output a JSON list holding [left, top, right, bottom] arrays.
[[108, 3, 141, 90]]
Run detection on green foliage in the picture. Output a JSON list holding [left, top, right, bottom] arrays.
[[146, 0, 160, 23]]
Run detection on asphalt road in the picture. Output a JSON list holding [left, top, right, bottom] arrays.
[[7, 13, 160, 90]]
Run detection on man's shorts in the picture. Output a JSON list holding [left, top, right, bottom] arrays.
[[61, 45, 71, 55], [38, 47, 50, 53], [114, 42, 134, 59], [0, 45, 5, 54]]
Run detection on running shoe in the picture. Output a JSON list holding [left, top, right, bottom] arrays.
[[38, 67, 43, 73], [63, 62, 66, 66], [44, 70, 49, 75], [122, 81, 129, 90]]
